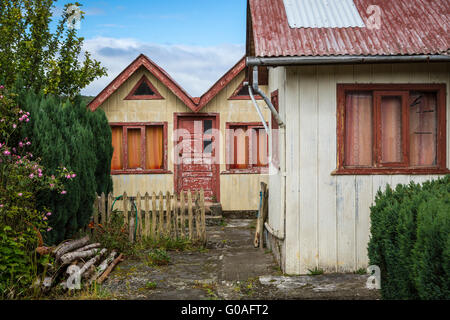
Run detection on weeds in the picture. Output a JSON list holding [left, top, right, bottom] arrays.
[[308, 267, 324, 276], [354, 268, 367, 275], [146, 249, 171, 266]]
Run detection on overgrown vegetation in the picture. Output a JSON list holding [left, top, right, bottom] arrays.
[[18, 89, 113, 244], [308, 267, 324, 276], [146, 248, 171, 266], [368, 176, 450, 300]]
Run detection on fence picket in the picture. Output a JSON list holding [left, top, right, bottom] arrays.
[[107, 193, 113, 226], [173, 193, 178, 239], [200, 189, 206, 244], [123, 192, 128, 227], [151, 192, 157, 239], [100, 193, 106, 227], [166, 191, 171, 237], [187, 191, 193, 240], [144, 192, 150, 237], [158, 191, 164, 238], [136, 192, 142, 239], [180, 192, 185, 238]]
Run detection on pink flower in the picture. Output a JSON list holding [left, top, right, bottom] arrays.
[[49, 183, 55, 188], [0, 85, 4, 89], [3, 150, 10, 155], [46, 212, 52, 216], [18, 142, 24, 148], [17, 193, 22, 196], [71, 173, 76, 178], [0, 204, 4, 208], [38, 173, 43, 177], [26, 141, 31, 146], [61, 190, 67, 195], [29, 173, 34, 179], [12, 124, 16, 129], [47, 227, 52, 232]]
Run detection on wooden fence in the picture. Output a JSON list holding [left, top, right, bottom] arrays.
[[92, 190, 206, 244]]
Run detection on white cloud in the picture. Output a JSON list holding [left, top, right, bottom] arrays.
[[81, 37, 245, 97]]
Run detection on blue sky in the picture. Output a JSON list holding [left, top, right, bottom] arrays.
[[53, 0, 248, 96]]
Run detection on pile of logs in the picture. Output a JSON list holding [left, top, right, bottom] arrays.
[[36, 235, 124, 291]]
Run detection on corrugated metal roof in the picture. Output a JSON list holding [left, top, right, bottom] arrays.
[[283, 0, 365, 28], [248, 0, 450, 57]]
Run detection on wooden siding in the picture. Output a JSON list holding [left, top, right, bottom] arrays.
[[100, 67, 269, 211], [268, 62, 450, 274]]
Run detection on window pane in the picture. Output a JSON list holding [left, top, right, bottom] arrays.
[[111, 127, 123, 170], [409, 92, 437, 166], [145, 126, 164, 170], [203, 140, 212, 154], [203, 120, 213, 134], [127, 129, 141, 169], [231, 127, 249, 169], [134, 81, 155, 96], [380, 96, 403, 163], [344, 93, 373, 166], [254, 128, 268, 167]]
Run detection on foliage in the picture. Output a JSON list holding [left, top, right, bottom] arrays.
[[0, 1, 106, 98], [18, 89, 113, 244], [0, 86, 69, 298], [146, 248, 171, 266], [368, 176, 450, 300], [91, 211, 134, 256], [307, 267, 324, 276]]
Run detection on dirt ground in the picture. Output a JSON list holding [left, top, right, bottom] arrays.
[[102, 219, 380, 300]]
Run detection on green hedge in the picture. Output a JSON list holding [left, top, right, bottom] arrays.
[[18, 91, 113, 244], [368, 175, 450, 300]]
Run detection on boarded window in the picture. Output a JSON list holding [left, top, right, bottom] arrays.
[[110, 124, 166, 172], [228, 124, 268, 171], [339, 85, 445, 173]]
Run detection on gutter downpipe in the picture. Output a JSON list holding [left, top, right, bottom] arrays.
[[249, 65, 286, 241], [246, 82, 270, 135]]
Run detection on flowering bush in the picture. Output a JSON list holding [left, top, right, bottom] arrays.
[[0, 85, 74, 298]]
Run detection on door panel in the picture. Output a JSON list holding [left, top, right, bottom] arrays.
[[176, 117, 218, 200]]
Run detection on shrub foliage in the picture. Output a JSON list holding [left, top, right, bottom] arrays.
[[19, 90, 113, 244], [368, 176, 450, 300]]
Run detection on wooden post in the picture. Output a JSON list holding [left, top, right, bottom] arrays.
[[107, 193, 113, 226], [260, 182, 268, 251], [129, 197, 135, 244], [200, 189, 206, 244], [180, 191, 185, 238], [151, 192, 157, 239], [195, 192, 202, 241], [122, 192, 128, 227], [144, 192, 150, 238], [100, 193, 106, 227], [166, 191, 172, 237], [93, 194, 99, 226], [187, 190, 193, 240], [158, 191, 164, 239], [136, 192, 142, 240], [173, 193, 178, 239]]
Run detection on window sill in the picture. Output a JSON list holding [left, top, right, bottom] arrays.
[[222, 168, 269, 175], [331, 168, 450, 176], [112, 170, 172, 175]]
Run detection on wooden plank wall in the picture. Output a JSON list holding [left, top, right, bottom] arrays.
[[277, 62, 450, 274]]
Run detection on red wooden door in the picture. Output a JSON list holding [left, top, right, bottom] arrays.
[[177, 117, 218, 200]]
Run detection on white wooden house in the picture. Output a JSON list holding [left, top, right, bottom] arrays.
[[245, 0, 450, 274]]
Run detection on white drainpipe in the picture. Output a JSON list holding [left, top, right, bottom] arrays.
[[248, 66, 286, 241]]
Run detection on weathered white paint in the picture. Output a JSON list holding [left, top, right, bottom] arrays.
[[268, 62, 450, 274]]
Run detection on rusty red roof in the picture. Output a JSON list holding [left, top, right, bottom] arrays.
[[247, 0, 450, 57], [88, 54, 246, 113]]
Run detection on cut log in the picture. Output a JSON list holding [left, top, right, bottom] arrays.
[[89, 251, 117, 284], [76, 243, 101, 252], [96, 254, 124, 284], [60, 248, 100, 265], [79, 248, 107, 279], [55, 236, 90, 261]]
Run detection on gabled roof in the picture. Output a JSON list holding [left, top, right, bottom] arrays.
[[88, 54, 247, 113], [247, 0, 450, 58]]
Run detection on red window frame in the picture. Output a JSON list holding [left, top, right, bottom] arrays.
[[335, 84, 448, 175], [224, 122, 269, 174], [124, 75, 164, 100], [228, 81, 263, 100], [110, 122, 169, 175]]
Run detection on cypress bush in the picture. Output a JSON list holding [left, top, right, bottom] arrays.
[[368, 175, 450, 300], [18, 91, 113, 244]]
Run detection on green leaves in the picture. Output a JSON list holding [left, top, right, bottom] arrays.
[[0, 0, 107, 98], [368, 176, 450, 300]]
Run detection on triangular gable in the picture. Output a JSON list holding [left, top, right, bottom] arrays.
[[124, 75, 164, 100], [89, 54, 196, 111], [88, 54, 248, 113], [228, 80, 262, 100]]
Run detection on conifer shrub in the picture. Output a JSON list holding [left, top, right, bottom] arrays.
[[18, 91, 113, 244], [368, 175, 450, 300]]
